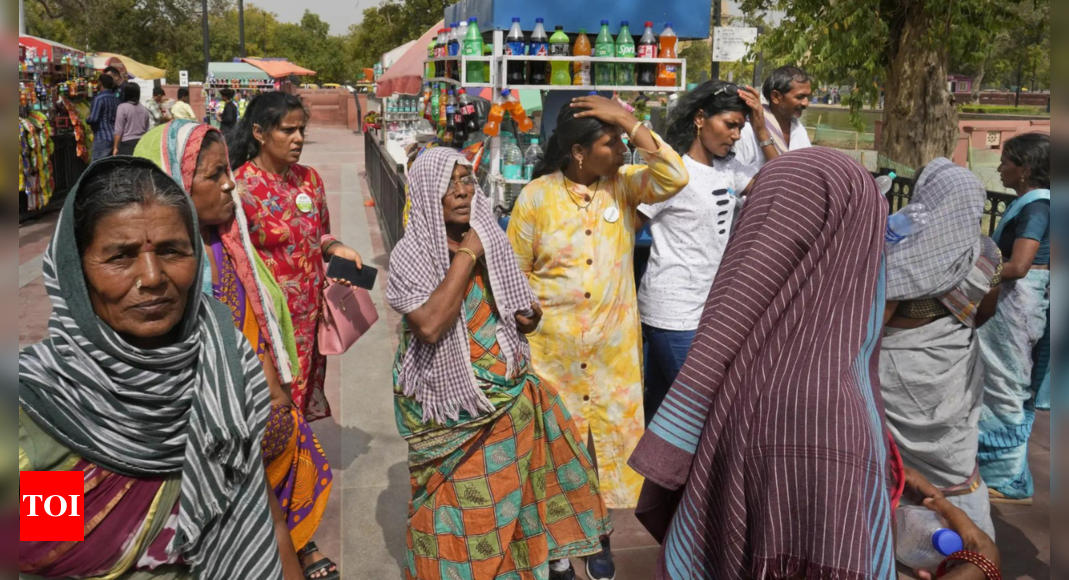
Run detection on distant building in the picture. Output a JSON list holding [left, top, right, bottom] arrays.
[[948, 74, 974, 94]]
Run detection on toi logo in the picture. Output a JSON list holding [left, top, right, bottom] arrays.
[[20, 471, 85, 542]]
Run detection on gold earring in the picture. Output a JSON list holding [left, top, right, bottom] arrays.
[[578, 158, 584, 170]]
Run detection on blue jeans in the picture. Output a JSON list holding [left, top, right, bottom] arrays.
[[92, 138, 112, 162], [642, 325, 696, 427]]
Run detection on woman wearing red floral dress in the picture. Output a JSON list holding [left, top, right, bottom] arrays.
[[230, 92, 363, 423]]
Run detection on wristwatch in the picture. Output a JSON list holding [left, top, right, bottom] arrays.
[[758, 138, 776, 148]]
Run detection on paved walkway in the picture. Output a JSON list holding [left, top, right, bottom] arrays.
[[17, 126, 1050, 580]]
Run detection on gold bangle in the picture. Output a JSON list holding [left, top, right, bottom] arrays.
[[629, 120, 644, 141], [456, 248, 479, 264]]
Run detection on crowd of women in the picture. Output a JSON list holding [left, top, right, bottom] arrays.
[[19, 70, 1049, 580]]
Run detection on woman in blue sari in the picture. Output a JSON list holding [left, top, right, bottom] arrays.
[[978, 132, 1051, 505]]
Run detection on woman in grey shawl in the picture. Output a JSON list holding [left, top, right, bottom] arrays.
[[19, 157, 290, 579], [387, 147, 610, 580], [881, 158, 1003, 539]]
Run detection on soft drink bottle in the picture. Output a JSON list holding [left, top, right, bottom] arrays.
[[483, 44, 492, 82], [448, 24, 461, 81], [439, 85, 448, 129], [637, 21, 658, 86], [443, 28, 455, 80], [436, 29, 448, 78], [459, 89, 480, 136], [429, 84, 440, 121], [463, 18, 485, 84], [549, 26, 572, 86], [523, 137, 544, 181], [426, 36, 437, 79], [573, 29, 592, 86], [484, 93, 506, 137], [615, 21, 636, 86], [447, 90, 461, 145], [528, 18, 549, 85], [656, 23, 678, 87], [503, 90, 534, 133], [506, 17, 527, 86], [594, 20, 615, 86], [886, 203, 931, 245], [894, 506, 964, 572]]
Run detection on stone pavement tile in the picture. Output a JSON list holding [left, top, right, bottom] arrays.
[[18, 213, 58, 265], [340, 467, 410, 580], [19, 278, 51, 348], [992, 510, 1051, 580], [572, 545, 660, 580], [609, 509, 659, 551]]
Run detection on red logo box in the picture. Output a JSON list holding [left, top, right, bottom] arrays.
[[20, 471, 85, 542]]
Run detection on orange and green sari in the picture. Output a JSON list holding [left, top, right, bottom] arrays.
[[393, 266, 611, 580]]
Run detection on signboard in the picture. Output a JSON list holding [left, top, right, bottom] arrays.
[[713, 27, 758, 63], [179, 71, 189, 87]]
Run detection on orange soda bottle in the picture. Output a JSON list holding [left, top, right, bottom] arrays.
[[656, 23, 678, 87], [503, 91, 534, 133], [572, 30, 592, 86], [484, 93, 506, 136]]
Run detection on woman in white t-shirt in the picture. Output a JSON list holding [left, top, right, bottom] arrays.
[[637, 80, 777, 425]]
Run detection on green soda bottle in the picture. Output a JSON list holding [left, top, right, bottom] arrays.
[[549, 26, 572, 86], [463, 17, 484, 84], [615, 21, 636, 87], [594, 20, 615, 86]]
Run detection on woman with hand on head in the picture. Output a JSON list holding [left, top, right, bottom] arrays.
[[389, 147, 610, 580], [229, 91, 363, 423], [638, 81, 769, 424], [136, 121, 338, 580], [507, 95, 689, 579], [19, 158, 286, 579]]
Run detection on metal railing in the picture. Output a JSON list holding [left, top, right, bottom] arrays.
[[364, 131, 407, 251], [880, 172, 1017, 237]]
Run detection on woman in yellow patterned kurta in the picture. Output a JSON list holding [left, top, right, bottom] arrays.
[[507, 97, 689, 522]]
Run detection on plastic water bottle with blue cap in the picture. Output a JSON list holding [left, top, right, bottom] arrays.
[[886, 203, 930, 245], [894, 505, 965, 571]]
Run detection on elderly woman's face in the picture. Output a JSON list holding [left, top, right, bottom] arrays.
[[442, 163, 476, 227], [81, 202, 198, 348], [191, 140, 236, 227]]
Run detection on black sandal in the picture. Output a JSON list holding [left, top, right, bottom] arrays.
[[298, 542, 340, 580]]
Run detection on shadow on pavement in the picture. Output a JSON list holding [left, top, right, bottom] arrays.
[[377, 461, 412, 576]]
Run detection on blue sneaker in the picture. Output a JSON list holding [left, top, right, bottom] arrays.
[[584, 537, 616, 580]]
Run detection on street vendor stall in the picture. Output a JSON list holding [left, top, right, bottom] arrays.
[[19, 36, 95, 222], [206, 61, 274, 127]]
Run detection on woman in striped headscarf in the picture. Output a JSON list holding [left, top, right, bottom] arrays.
[[19, 157, 286, 579], [629, 148, 901, 580], [135, 121, 338, 580], [881, 159, 1002, 539]]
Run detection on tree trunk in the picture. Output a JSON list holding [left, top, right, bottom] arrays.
[[971, 47, 992, 104], [880, 3, 959, 169]]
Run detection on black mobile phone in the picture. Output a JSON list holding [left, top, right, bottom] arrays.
[[327, 257, 378, 290]]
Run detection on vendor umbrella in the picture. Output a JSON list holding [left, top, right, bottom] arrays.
[[376, 22, 443, 98], [94, 53, 166, 80]]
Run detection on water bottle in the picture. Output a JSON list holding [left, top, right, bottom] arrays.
[[895, 506, 965, 571], [502, 136, 524, 182], [523, 138, 544, 181], [886, 203, 930, 245], [875, 172, 898, 195]]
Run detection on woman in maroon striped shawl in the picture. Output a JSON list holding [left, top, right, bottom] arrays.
[[629, 147, 903, 580]]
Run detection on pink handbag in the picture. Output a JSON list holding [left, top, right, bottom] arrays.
[[318, 283, 379, 355]]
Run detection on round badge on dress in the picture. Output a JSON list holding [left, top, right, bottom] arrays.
[[296, 193, 314, 214], [603, 206, 620, 224]]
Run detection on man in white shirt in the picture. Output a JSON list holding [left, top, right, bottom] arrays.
[[734, 66, 814, 172]]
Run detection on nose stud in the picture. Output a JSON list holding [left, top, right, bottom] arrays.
[[136, 279, 143, 290]]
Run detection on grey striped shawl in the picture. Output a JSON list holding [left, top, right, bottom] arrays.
[[18, 157, 282, 579], [388, 147, 535, 424], [885, 158, 986, 301]]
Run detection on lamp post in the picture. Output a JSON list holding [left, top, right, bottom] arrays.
[[202, 0, 211, 79], [711, 1, 723, 80], [239, 0, 247, 58]]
